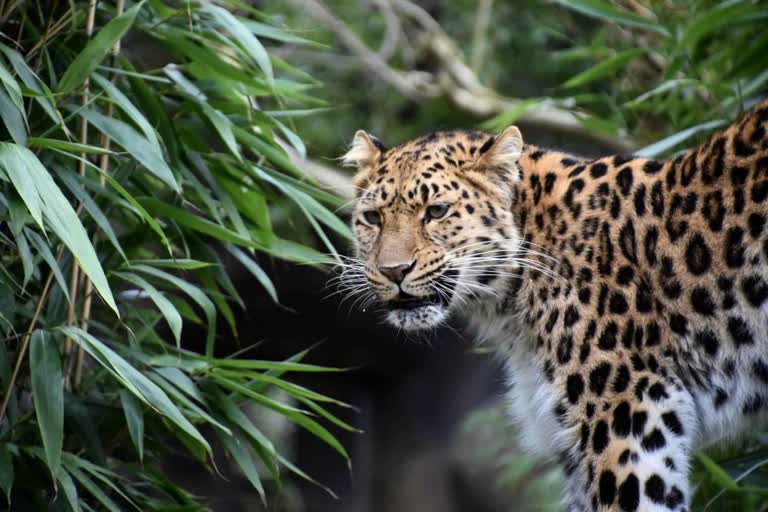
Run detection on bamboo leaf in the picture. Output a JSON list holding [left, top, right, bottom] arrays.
[[226, 245, 277, 303], [58, 1, 146, 94], [697, 452, 739, 491], [203, 4, 273, 83], [635, 120, 726, 157], [217, 429, 266, 504], [0, 143, 118, 314], [114, 271, 182, 347], [554, 0, 669, 35], [30, 330, 63, 480], [25, 229, 70, 300], [92, 73, 159, 146], [61, 327, 211, 456], [13, 231, 33, 289], [214, 375, 349, 462], [200, 104, 241, 161], [79, 109, 180, 193], [0, 443, 12, 505], [130, 264, 217, 356], [59, 172, 127, 261], [139, 197, 268, 248], [562, 49, 645, 89], [0, 43, 61, 127], [28, 137, 116, 155], [55, 467, 82, 512], [0, 83, 27, 146], [119, 390, 145, 462]]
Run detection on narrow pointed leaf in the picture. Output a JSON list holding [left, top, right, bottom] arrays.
[[25, 229, 70, 300], [61, 327, 211, 456], [0, 143, 118, 314], [58, 1, 146, 94], [0, 444, 12, 505], [79, 109, 179, 192], [119, 390, 144, 462], [114, 271, 182, 347], [55, 467, 82, 512], [30, 330, 63, 480]]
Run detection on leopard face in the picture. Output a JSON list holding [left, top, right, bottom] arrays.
[[343, 127, 525, 330]]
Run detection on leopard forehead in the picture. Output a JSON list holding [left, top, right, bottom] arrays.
[[355, 129, 495, 209]]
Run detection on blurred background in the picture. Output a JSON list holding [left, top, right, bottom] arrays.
[[1, 1, 768, 511]]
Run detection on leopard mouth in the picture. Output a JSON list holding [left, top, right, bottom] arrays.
[[385, 292, 445, 311]]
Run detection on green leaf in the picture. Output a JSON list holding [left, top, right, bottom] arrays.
[[252, 166, 352, 241], [0, 443, 12, 505], [79, 109, 180, 192], [119, 390, 144, 462], [129, 258, 214, 270], [697, 452, 739, 491], [55, 467, 82, 512], [243, 20, 323, 46], [130, 264, 216, 357], [0, 143, 118, 314], [30, 330, 63, 480], [59, 172, 127, 260], [114, 271, 182, 347], [46, 147, 171, 250], [684, 1, 757, 50], [0, 43, 61, 128], [13, 231, 33, 289], [92, 73, 159, 146], [57, 1, 146, 94], [65, 465, 122, 512], [214, 375, 349, 462], [139, 197, 268, 249], [28, 137, 116, 155], [553, 0, 669, 35], [217, 429, 266, 504], [200, 104, 241, 161], [25, 229, 70, 300], [562, 49, 645, 89], [226, 245, 277, 303], [61, 327, 211, 457], [203, 4, 273, 83], [275, 452, 338, 499], [0, 84, 27, 146], [635, 120, 726, 157], [210, 388, 279, 481]]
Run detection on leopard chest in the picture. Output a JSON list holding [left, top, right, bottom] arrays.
[[467, 307, 573, 459]]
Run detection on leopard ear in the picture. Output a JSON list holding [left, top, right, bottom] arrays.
[[474, 126, 523, 183], [341, 130, 387, 190], [341, 130, 382, 167]]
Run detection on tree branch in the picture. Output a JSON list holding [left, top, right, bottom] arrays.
[[294, 0, 634, 152]]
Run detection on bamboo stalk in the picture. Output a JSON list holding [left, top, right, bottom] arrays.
[[75, 0, 125, 390], [64, 0, 98, 385]]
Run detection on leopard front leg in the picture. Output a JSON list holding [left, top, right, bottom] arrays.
[[560, 371, 696, 511]]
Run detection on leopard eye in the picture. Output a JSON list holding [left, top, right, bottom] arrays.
[[425, 203, 450, 222], [362, 209, 382, 226]]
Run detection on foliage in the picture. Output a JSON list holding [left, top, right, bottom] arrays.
[[546, 0, 768, 157], [0, 1, 351, 509], [460, 404, 562, 512]]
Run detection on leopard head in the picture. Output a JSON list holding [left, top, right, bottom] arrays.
[[341, 127, 525, 331]]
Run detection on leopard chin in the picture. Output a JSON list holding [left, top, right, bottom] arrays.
[[385, 303, 448, 330], [382, 291, 452, 330]]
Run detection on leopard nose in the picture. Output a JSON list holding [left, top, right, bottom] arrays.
[[378, 261, 415, 285]]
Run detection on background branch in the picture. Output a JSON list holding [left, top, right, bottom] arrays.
[[294, 0, 634, 152]]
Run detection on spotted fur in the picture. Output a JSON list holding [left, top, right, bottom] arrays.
[[341, 98, 768, 511]]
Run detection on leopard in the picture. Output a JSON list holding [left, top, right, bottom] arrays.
[[338, 96, 768, 511]]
